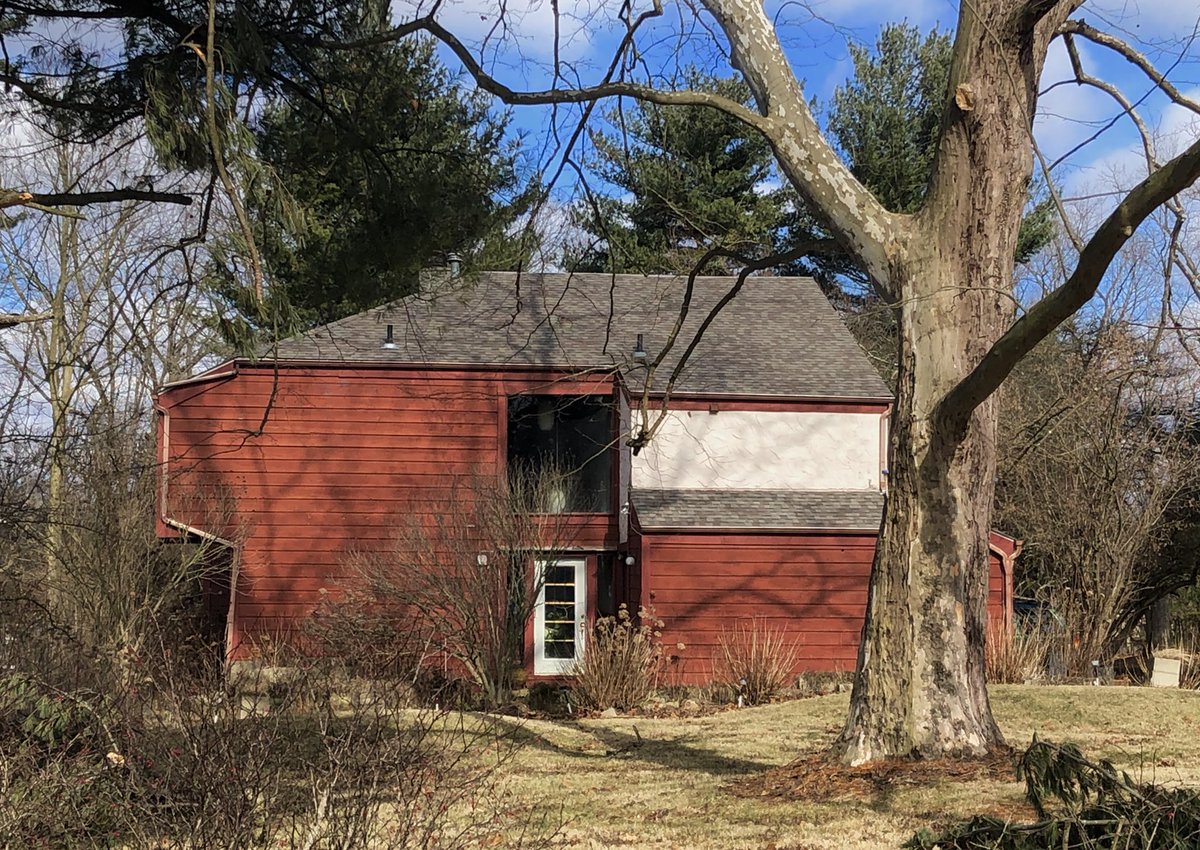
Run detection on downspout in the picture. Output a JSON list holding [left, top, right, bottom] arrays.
[[1004, 540, 1024, 640]]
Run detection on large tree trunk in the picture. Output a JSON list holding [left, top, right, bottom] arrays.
[[833, 3, 1047, 763], [834, 273, 1009, 762]]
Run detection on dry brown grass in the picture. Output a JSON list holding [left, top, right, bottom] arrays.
[[986, 624, 1057, 684], [488, 685, 1200, 849]]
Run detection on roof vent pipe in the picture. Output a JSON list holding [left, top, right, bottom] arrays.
[[382, 324, 397, 350], [633, 333, 647, 361]]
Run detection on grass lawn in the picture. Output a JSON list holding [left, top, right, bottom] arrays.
[[490, 686, 1200, 849]]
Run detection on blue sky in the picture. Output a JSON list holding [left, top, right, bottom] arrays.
[[395, 0, 1200, 208]]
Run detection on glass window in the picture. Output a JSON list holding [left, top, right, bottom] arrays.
[[507, 395, 613, 513]]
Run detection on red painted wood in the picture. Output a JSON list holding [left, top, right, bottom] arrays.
[[159, 362, 1010, 682], [158, 366, 624, 661], [640, 531, 1011, 684]]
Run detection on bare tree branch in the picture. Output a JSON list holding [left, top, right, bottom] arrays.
[[939, 136, 1200, 429], [1059, 19, 1200, 116], [0, 311, 52, 329], [697, 0, 898, 291], [415, 17, 773, 133], [28, 189, 194, 207], [630, 238, 839, 451]]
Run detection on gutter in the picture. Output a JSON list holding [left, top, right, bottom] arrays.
[[158, 361, 239, 391], [636, 525, 882, 535]]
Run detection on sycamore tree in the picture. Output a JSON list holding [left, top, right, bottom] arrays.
[[391, 1, 1200, 764]]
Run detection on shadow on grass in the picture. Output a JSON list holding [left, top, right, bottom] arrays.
[[472, 713, 776, 777]]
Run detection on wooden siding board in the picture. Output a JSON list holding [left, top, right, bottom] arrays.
[[643, 531, 1010, 684], [160, 366, 626, 659]]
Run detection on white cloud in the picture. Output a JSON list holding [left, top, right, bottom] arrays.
[[392, 0, 606, 63]]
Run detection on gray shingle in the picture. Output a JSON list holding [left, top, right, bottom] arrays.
[[269, 272, 891, 399], [632, 488, 884, 531]]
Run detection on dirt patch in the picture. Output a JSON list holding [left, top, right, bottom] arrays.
[[730, 749, 1017, 802]]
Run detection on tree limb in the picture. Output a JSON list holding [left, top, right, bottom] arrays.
[[697, 0, 898, 292], [938, 135, 1200, 430], [0, 312, 51, 329], [630, 238, 838, 452], [15, 189, 193, 207], [1058, 20, 1200, 116], [415, 17, 774, 135]]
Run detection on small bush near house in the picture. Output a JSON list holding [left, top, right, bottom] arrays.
[[572, 606, 663, 713], [715, 619, 797, 705], [985, 622, 1056, 684], [907, 738, 1200, 849]]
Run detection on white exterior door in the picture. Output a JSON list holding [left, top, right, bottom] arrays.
[[534, 558, 587, 675]]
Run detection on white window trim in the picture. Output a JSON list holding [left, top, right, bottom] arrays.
[[533, 558, 587, 676]]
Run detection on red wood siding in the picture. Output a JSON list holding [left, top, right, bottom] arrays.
[[157, 364, 617, 657], [640, 531, 1010, 683]]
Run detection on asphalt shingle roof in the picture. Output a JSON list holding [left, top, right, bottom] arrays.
[[631, 487, 885, 531], [270, 272, 891, 399]]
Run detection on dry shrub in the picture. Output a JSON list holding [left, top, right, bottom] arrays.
[[318, 467, 579, 709], [715, 619, 798, 705], [2, 595, 556, 845], [0, 642, 558, 849], [572, 605, 663, 712], [985, 622, 1055, 683]]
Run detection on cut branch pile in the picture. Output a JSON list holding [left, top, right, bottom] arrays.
[[907, 739, 1200, 849]]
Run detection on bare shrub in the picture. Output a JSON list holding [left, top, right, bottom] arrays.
[[0, 639, 558, 849], [314, 466, 578, 709], [715, 619, 798, 705], [572, 605, 663, 712], [985, 623, 1055, 684], [996, 324, 1200, 676]]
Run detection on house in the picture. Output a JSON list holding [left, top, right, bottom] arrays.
[[155, 271, 1017, 683]]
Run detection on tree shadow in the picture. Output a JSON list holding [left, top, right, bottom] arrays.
[[474, 713, 776, 777]]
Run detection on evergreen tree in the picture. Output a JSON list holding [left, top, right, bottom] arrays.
[[825, 23, 1053, 269], [568, 27, 1051, 290], [251, 3, 532, 326], [568, 71, 785, 274]]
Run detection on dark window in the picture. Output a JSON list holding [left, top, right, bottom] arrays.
[[507, 395, 613, 513]]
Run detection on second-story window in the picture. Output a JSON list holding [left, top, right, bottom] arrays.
[[507, 394, 613, 513]]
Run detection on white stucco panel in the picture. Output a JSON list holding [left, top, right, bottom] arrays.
[[632, 410, 881, 490]]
